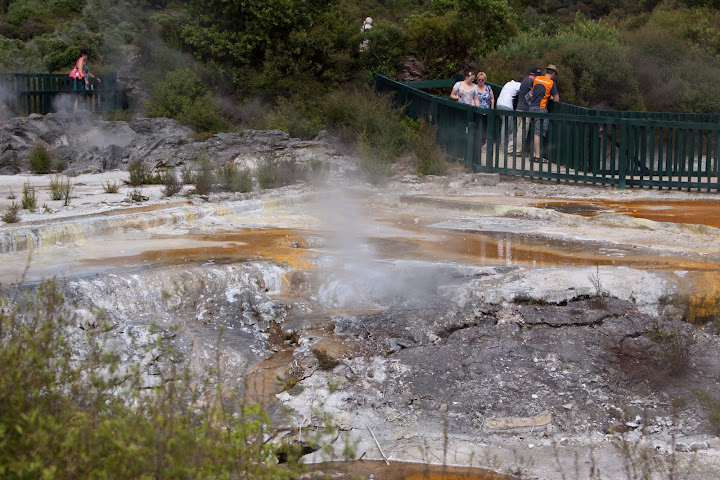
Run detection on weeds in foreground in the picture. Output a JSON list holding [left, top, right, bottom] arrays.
[[605, 318, 698, 386], [0, 279, 305, 478], [21, 182, 36, 211], [1, 202, 20, 223], [6, 188, 15, 200]]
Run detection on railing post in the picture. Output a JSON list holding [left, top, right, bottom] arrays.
[[466, 121, 475, 170], [618, 119, 628, 189], [486, 108, 496, 170]]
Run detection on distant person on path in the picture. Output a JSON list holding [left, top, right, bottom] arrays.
[[360, 17, 373, 51], [70, 47, 101, 113], [517, 67, 542, 154], [496, 77, 522, 150], [529, 64, 559, 163], [450, 70, 479, 107]]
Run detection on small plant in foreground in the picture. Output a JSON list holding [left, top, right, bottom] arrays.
[[311, 347, 340, 371], [162, 169, 183, 197], [6, 188, 16, 200], [103, 180, 120, 193], [29, 144, 52, 174], [127, 188, 146, 203], [49, 175, 72, 201], [21, 182, 36, 211], [62, 181, 74, 206], [1, 202, 20, 223]]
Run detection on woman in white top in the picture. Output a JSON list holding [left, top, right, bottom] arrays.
[[450, 70, 479, 107]]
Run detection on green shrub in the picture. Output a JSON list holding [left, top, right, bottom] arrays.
[[193, 152, 215, 195], [48, 174, 70, 201], [361, 24, 408, 76], [0, 280, 304, 478], [259, 97, 322, 140], [29, 144, 52, 174], [104, 109, 133, 122], [162, 169, 183, 197], [126, 159, 151, 186], [1, 202, 20, 223], [256, 157, 306, 190], [321, 87, 410, 166], [217, 162, 252, 193], [21, 182, 36, 211], [181, 166, 196, 185], [146, 66, 230, 134], [411, 121, 449, 176]]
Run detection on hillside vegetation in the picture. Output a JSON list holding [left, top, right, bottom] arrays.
[[1, 0, 720, 174]]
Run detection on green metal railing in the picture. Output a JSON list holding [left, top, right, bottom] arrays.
[[0, 73, 130, 115], [375, 73, 720, 191]]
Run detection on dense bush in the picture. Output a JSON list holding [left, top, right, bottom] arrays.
[[29, 144, 52, 173], [259, 97, 323, 140], [145, 66, 230, 134], [404, 0, 517, 77], [485, 15, 643, 110], [256, 157, 307, 189], [217, 162, 253, 192], [361, 24, 408, 76]]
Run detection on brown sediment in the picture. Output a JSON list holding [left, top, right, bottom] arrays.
[[71, 225, 720, 276], [535, 199, 720, 228], [77, 228, 318, 271], [302, 460, 517, 480], [683, 271, 720, 323], [370, 230, 720, 271], [244, 348, 295, 407]]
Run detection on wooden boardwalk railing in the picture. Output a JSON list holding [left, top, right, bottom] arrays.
[[0, 73, 130, 115], [375, 74, 720, 191]]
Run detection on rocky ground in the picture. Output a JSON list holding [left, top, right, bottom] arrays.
[[1, 114, 720, 479]]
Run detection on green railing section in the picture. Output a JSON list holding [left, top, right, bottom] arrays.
[[375, 73, 720, 191], [0, 73, 129, 115]]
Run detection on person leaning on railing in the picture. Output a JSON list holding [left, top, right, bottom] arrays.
[[496, 77, 521, 151], [516, 67, 542, 154], [450, 70, 480, 107], [528, 64, 559, 163]]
